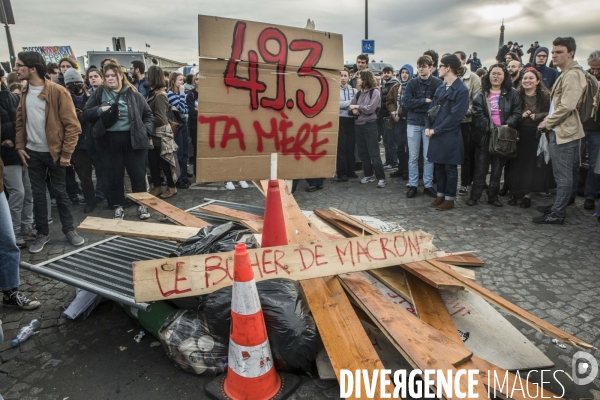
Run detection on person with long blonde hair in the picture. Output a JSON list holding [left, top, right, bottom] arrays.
[[82, 63, 153, 220]]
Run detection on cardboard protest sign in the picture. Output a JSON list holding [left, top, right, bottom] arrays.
[[196, 15, 343, 181], [22, 46, 78, 68], [132, 230, 437, 303]]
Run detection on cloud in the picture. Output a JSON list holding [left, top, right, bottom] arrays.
[[2, 0, 599, 71]]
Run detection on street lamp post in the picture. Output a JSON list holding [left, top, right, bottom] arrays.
[[0, 0, 15, 68], [365, 0, 368, 40]]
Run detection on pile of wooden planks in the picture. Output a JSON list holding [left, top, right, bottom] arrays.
[[79, 186, 594, 399]]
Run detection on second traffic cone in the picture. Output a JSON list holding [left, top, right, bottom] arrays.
[[261, 180, 288, 248], [205, 243, 299, 400]]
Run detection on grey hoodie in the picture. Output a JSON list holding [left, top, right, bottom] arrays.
[[340, 85, 357, 118]]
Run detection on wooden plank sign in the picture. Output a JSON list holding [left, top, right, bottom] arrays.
[[196, 15, 342, 181], [133, 230, 436, 302]]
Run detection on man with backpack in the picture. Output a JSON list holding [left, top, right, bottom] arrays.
[[534, 37, 588, 224], [402, 55, 442, 198]]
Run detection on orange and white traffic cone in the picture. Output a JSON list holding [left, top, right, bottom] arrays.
[[261, 180, 288, 248], [205, 243, 299, 400]]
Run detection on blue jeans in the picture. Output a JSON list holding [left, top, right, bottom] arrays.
[[407, 124, 433, 188], [549, 131, 580, 218], [584, 130, 600, 200], [0, 192, 21, 291], [175, 118, 189, 182], [435, 163, 458, 200]]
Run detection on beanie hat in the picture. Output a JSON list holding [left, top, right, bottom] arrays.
[[64, 68, 83, 84]]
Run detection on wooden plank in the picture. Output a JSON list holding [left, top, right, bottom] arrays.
[[366, 265, 555, 372], [133, 230, 437, 302], [368, 267, 413, 304], [339, 272, 473, 367], [313, 209, 365, 237], [339, 273, 474, 396], [240, 219, 263, 233], [400, 261, 465, 291], [317, 208, 466, 291], [437, 253, 485, 267], [440, 289, 554, 371], [407, 271, 558, 399], [405, 271, 465, 344], [329, 207, 380, 235], [198, 204, 264, 222], [447, 264, 475, 280], [77, 217, 199, 242], [427, 259, 594, 350], [262, 180, 388, 398], [127, 192, 210, 228]]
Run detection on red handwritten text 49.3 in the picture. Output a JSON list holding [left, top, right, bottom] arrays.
[[223, 21, 329, 118]]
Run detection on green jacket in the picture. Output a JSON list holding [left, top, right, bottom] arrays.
[[546, 60, 586, 144]]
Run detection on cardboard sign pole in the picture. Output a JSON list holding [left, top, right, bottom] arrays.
[[270, 152, 277, 180]]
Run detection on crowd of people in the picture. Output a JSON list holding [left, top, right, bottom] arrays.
[[336, 36, 600, 225], [0, 36, 599, 309]]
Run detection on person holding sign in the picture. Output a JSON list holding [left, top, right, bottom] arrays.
[[349, 70, 386, 188]]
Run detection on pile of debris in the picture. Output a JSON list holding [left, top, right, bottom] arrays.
[[67, 180, 593, 399]]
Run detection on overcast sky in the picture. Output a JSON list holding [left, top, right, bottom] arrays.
[[3, 0, 600, 71]]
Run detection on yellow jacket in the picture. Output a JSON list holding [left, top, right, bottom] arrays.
[[546, 60, 586, 144]]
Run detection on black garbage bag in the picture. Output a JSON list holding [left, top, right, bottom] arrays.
[[202, 279, 320, 373], [170, 221, 258, 257]]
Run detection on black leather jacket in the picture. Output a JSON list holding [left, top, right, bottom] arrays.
[[0, 90, 21, 166], [82, 86, 153, 150], [472, 87, 522, 132]]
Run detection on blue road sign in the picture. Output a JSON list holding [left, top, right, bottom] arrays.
[[361, 40, 375, 55]]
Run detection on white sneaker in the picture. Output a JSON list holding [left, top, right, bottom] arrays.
[[361, 176, 376, 184], [138, 205, 150, 220], [238, 181, 249, 189], [377, 179, 386, 188], [114, 206, 124, 220], [225, 182, 235, 190]]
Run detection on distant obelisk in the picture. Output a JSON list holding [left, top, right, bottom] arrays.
[[498, 19, 505, 49]]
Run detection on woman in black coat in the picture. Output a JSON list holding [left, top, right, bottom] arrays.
[[506, 68, 553, 208], [82, 63, 153, 220], [425, 54, 470, 211], [467, 64, 522, 207]]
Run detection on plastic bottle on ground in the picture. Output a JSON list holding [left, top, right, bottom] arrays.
[[12, 319, 41, 347]]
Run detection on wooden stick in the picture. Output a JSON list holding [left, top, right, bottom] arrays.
[[78, 217, 199, 242], [427, 259, 594, 350], [127, 192, 210, 228]]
